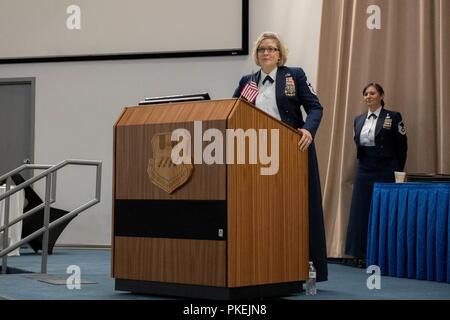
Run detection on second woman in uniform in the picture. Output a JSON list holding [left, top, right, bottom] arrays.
[[345, 83, 407, 267]]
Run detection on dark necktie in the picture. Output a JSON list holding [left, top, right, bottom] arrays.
[[368, 113, 377, 119], [263, 75, 274, 85]]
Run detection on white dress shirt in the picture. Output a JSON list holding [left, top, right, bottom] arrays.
[[360, 107, 382, 146], [255, 68, 281, 121]]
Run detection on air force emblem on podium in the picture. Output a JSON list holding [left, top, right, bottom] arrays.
[[147, 133, 193, 194]]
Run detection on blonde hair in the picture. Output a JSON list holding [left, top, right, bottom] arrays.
[[252, 31, 288, 67]]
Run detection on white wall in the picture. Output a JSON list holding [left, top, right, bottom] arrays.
[[0, 0, 322, 246]]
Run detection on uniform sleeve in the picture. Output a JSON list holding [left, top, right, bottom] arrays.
[[295, 68, 323, 137], [232, 76, 246, 98], [394, 112, 408, 170]]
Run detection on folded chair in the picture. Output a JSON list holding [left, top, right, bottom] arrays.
[[11, 173, 74, 254]]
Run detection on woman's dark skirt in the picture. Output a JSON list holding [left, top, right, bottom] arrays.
[[345, 149, 398, 259], [308, 144, 328, 281]]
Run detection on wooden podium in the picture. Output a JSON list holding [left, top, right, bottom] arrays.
[[112, 98, 309, 299]]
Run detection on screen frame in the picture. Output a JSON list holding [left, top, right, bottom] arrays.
[[0, 0, 248, 64]]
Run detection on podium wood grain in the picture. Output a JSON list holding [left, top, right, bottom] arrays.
[[114, 99, 237, 200], [227, 100, 309, 287], [114, 236, 226, 286], [113, 99, 309, 291]]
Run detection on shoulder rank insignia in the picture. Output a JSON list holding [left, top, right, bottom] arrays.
[[307, 81, 317, 95], [398, 120, 407, 135], [383, 113, 392, 129]]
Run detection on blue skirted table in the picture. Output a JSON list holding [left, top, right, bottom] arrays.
[[367, 183, 450, 283]]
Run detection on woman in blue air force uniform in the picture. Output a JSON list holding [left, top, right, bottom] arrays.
[[233, 31, 328, 282], [345, 83, 408, 266]]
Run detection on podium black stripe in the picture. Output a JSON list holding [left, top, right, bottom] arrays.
[[114, 200, 227, 240]]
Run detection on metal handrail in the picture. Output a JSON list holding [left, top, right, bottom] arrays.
[[0, 159, 102, 274]]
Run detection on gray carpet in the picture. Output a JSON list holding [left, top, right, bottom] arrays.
[[0, 247, 449, 300], [23, 273, 97, 285]]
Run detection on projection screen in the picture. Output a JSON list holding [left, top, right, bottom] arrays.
[[0, 0, 248, 63]]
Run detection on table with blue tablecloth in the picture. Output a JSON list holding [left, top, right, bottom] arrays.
[[367, 183, 450, 283]]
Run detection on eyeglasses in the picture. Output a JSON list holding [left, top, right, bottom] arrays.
[[257, 47, 279, 54]]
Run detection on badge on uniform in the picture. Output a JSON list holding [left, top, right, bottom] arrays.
[[398, 120, 407, 135], [383, 114, 392, 129], [285, 76, 296, 96]]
